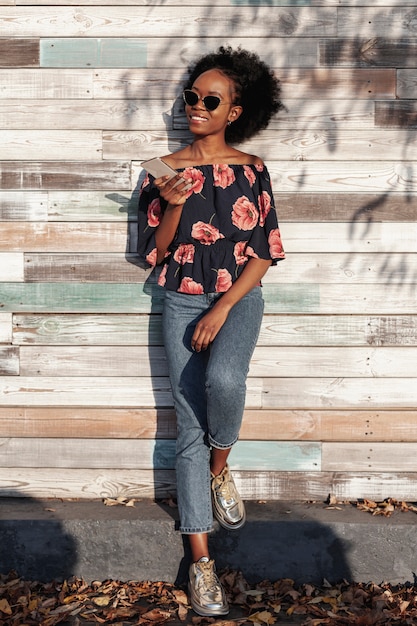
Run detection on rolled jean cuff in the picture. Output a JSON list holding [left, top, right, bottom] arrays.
[[209, 434, 239, 450], [180, 525, 214, 534]]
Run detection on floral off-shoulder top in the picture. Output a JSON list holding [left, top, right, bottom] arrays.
[[137, 163, 285, 294]]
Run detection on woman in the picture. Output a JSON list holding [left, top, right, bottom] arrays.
[[137, 46, 285, 617]]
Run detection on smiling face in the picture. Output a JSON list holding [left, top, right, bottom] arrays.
[[185, 69, 242, 139]]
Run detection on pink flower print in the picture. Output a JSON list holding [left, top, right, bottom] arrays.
[[213, 164, 236, 189], [141, 173, 150, 189], [158, 264, 167, 287], [246, 245, 258, 259], [231, 196, 259, 230], [147, 198, 162, 228], [215, 268, 233, 292], [258, 191, 271, 226], [234, 242, 248, 266], [183, 167, 205, 195], [173, 243, 195, 265], [268, 228, 285, 259], [191, 221, 224, 245], [243, 165, 256, 187], [146, 247, 158, 267], [178, 277, 204, 294], [255, 163, 264, 172]]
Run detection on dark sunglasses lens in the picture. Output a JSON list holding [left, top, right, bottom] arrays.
[[183, 90, 198, 106], [183, 90, 221, 111], [203, 96, 221, 111]]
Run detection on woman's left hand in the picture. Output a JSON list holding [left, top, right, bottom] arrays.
[[191, 304, 230, 352]]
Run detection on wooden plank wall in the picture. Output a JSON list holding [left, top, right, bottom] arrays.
[[1, 0, 417, 502]]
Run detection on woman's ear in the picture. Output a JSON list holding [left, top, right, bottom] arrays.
[[228, 105, 243, 124]]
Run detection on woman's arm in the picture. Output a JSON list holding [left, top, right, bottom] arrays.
[[191, 256, 272, 352], [153, 175, 190, 264]]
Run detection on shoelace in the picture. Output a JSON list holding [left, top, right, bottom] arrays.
[[199, 562, 220, 591], [215, 474, 235, 503]]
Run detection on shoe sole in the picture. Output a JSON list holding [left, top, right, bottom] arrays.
[[188, 585, 229, 616]]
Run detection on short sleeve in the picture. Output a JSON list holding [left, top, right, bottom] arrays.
[[137, 174, 167, 267], [245, 167, 285, 265]]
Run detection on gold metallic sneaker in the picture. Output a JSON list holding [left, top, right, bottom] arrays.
[[211, 464, 246, 530], [188, 557, 229, 616]]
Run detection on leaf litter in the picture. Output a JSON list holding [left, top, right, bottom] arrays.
[[3, 497, 417, 625]]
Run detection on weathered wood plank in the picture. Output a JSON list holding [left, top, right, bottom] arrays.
[[25, 252, 417, 284], [14, 0, 417, 6], [320, 38, 417, 68], [0, 347, 19, 375], [375, 101, 417, 128], [19, 345, 417, 379], [34, 191, 417, 223], [338, 7, 417, 38], [94, 68, 396, 100], [322, 443, 417, 472], [0, 7, 336, 37], [0, 223, 127, 252], [3, 282, 417, 314], [2, 469, 417, 501], [0, 100, 168, 130], [0, 253, 24, 281], [0, 191, 48, 220], [0, 438, 320, 471], [0, 38, 38, 67], [41, 38, 146, 68], [0, 376, 262, 408], [105, 129, 417, 161], [0, 161, 130, 190], [262, 377, 417, 409], [1, 375, 417, 409], [2, 407, 417, 442], [397, 69, 417, 99], [13, 313, 417, 348], [0, 130, 102, 160], [0, 313, 12, 343], [0, 69, 93, 98]]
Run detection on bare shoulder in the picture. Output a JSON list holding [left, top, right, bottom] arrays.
[[232, 150, 264, 166]]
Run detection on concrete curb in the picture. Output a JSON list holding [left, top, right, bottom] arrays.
[[1, 498, 416, 585]]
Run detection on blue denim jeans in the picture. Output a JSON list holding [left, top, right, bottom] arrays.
[[162, 286, 264, 534]]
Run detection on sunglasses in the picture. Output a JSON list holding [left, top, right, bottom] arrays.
[[182, 89, 232, 111]]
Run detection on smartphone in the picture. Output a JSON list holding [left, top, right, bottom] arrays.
[[141, 157, 192, 190]]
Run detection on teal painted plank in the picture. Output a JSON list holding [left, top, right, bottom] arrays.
[[152, 440, 320, 471], [41, 39, 147, 68], [0, 283, 317, 313], [230, 441, 320, 471]]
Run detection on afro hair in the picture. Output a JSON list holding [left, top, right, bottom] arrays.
[[183, 46, 284, 144]]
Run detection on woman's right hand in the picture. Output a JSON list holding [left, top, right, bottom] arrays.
[[154, 174, 190, 206]]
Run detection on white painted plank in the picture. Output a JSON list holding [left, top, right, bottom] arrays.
[[262, 377, 417, 409], [0, 131, 102, 160], [322, 442, 417, 472], [0, 7, 336, 37], [19, 345, 417, 378], [0, 69, 93, 99], [0, 191, 48, 221], [0, 312, 12, 343], [0, 376, 262, 408], [106, 129, 417, 161], [397, 69, 417, 99], [47, 191, 134, 221], [2, 468, 417, 501], [338, 7, 417, 38], [0, 253, 24, 281]]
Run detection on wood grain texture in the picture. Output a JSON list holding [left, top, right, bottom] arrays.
[[0, 191, 48, 221], [0, 253, 24, 281], [13, 313, 417, 347], [0, 313, 12, 344], [2, 469, 417, 501], [0, 130, 102, 160], [0, 7, 336, 37], [375, 101, 417, 128], [0, 69, 93, 98], [0, 161, 130, 190], [322, 442, 417, 472], [0, 38, 39, 67], [2, 407, 417, 442], [320, 38, 417, 68]]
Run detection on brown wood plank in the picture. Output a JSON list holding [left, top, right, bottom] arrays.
[[0, 161, 130, 190], [13, 313, 417, 348], [320, 38, 417, 68], [2, 468, 417, 501], [375, 101, 417, 128], [0, 38, 39, 67], [2, 407, 417, 443], [24, 253, 148, 282]]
